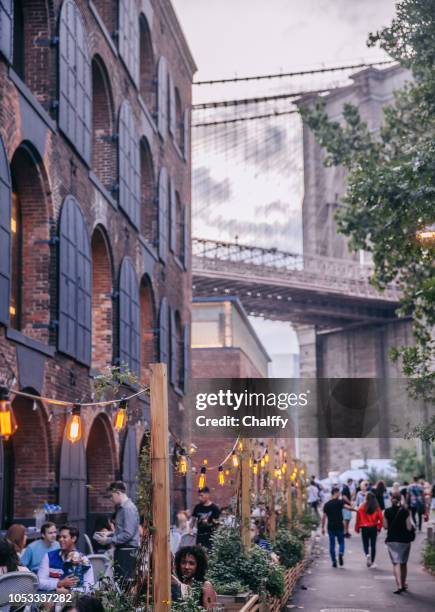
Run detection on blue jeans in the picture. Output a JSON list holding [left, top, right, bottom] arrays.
[[328, 527, 345, 563]]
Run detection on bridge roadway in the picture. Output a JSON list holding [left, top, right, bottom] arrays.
[[191, 238, 400, 328]]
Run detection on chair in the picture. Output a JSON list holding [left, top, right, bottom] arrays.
[[83, 533, 94, 555], [0, 571, 38, 611], [87, 554, 111, 586]]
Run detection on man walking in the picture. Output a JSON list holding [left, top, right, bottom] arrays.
[[321, 487, 355, 567], [192, 487, 220, 550], [407, 476, 425, 531], [95, 481, 140, 581], [21, 522, 59, 573], [38, 525, 94, 592], [308, 477, 320, 517]]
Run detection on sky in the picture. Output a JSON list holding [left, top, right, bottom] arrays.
[[173, 0, 398, 364]]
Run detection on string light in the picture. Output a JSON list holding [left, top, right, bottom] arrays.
[[260, 457, 265, 468], [114, 399, 128, 432], [0, 386, 17, 440], [231, 451, 239, 468], [178, 449, 188, 475], [188, 442, 197, 455], [282, 461, 287, 474], [203, 458, 208, 465], [66, 404, 82, 444], [238, 441, 243, 451], [218, 465, 225, 485], [249, 456, 253, 468], [198, 466, 207, 489], [252, 460, 258, 475], [264, 450, 270, 464]]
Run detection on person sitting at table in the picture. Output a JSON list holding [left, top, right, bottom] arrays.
[[21, 522, 60, 573], [38, 525, 94, 593], [0, 537, 28, 574], [6, 524, 27, 556]]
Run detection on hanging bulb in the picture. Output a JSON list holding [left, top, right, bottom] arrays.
[[0, 386, 18, 440], [282, 461, 287, 474], [218, 465, 225, 486], [114, 399, 128, 432], [260, 457, 265, 468], [178, 449, 188, 475], [66, 404, 82, 443], [198, 466, 206, 489], [188, 442, 197, 455], [252, 460, 258, 475], [203, 458, 208, 465], [249, 456, 253, 468], [231, 451, 239, 468], [238, 441, 243, 451], [225, 469, 230, 476], [264, 450, 270, 464]]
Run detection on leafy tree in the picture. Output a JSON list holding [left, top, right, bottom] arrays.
[[300, 0, 434, 403], [393, 447, 425, 482]]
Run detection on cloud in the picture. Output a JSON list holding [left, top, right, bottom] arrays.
[[254, 200, 288, 217], [193, 166, 232, 204], [244, 124, 287, 169]]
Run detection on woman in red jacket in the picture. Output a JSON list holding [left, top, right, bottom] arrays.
[[355, 492, 383, 568]]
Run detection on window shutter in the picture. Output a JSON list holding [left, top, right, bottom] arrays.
[[58, 196, 92, 365], [59, 0, 92, 163], [0, 135, 11, 325], [157, 57, 168, 137], [169, 308, 177, 386], [182, 205, 189, 271], [169, 177, 176, 253], [118, 0, 139, 85], [182, 323, 190, 393], [0, 0, 13, 62], [119, 257, 140, 376], [183, 108, 190, 162], [158, 297, 168, 364], [169, 73, 176, 137], [119, 101, 140, 228], [158, 167, 168, 263]]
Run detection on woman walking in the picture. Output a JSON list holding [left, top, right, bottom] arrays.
[[355, 492, 383, 567], [373, 480, 386, 511], [384, 493, 415, 595]]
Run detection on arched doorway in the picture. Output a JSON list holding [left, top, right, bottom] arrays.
[[91, 226, 113, 371], [86, 414, 116, 532], [139, 14, 155, 112], [2, 393, 50, 527]]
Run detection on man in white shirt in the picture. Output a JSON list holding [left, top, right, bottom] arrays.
[[38, 525, 94, 593], [308, 478, 320, 517]]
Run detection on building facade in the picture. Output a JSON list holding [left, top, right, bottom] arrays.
[[0, 0, 196, 533]]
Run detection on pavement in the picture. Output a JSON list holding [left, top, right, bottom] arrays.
[[288, 523, 434, 612]]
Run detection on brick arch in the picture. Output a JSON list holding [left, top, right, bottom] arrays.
[[140, 136, 156, 245], [86, 413, 116, 514], [10, 142, 51, 341], [139, 13, 155, 112], [91, 55, 116, 192], [140, 274, 156, 384], [92, 0, 117, 36], [6, 391, 50, 524], [91, 224, 114, 371]]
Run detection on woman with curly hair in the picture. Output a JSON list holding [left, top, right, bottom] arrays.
[[172, 545, 217, 609]]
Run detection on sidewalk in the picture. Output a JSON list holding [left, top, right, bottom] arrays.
[[288, 525, 434, 611]]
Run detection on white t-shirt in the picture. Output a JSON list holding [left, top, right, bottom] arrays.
[[308, 484, 319, 503]]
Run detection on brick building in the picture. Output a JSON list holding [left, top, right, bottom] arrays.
[[190, 297, 295, 510], [0, 0, 196, 534]]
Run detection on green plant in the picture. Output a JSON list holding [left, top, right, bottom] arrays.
[[299, 510, 320, 531], [273, 529, 304, 568], [422, 541, 435, 573], [171, 581, 206, 611], [393, 447, 425, 482], [93, 364, 140, 398], [212, 580, 247, 595], [366, 468, 395, 487]]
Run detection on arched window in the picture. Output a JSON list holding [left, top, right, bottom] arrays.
[[140, 136, 156, 245], [175, 88, 183, 150], [170, 308, 183, 389], [119, 101, 140, 228], [91, 56, 116, 191], [139, 13, 155, 112], [92, 0, 117, 36], [118, 257, 140, 376], [58, 195, 92, 365], [169, 181, 182, 260], [0, 0, 13, 62], [0, 135, 12, 325], [91, 226, 113, 371], [59, 0, 92, 163], [118, 0, 139, 85], [9, 142, 51, 340], [182, 323, 190, 393], [183, 109, 190, 162], [158, 167, 169, 262], [158, 297, 168, 365], [157, 56, 168, 137], [12, 0, 24, 79], [182, 205, 189, 270], [140, 275, 156, 384]]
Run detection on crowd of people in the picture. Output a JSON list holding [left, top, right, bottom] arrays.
[[310, 474, 434, 595]]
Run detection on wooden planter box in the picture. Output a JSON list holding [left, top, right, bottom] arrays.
[[217, 592, 252, 611]]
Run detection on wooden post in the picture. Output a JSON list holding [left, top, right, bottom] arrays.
[[267, 440, 276, 537], [150, 364, 171, 610], [241, 439, 251, 550], [286, 460, 293, 525], [296, 461, 303, 516]]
